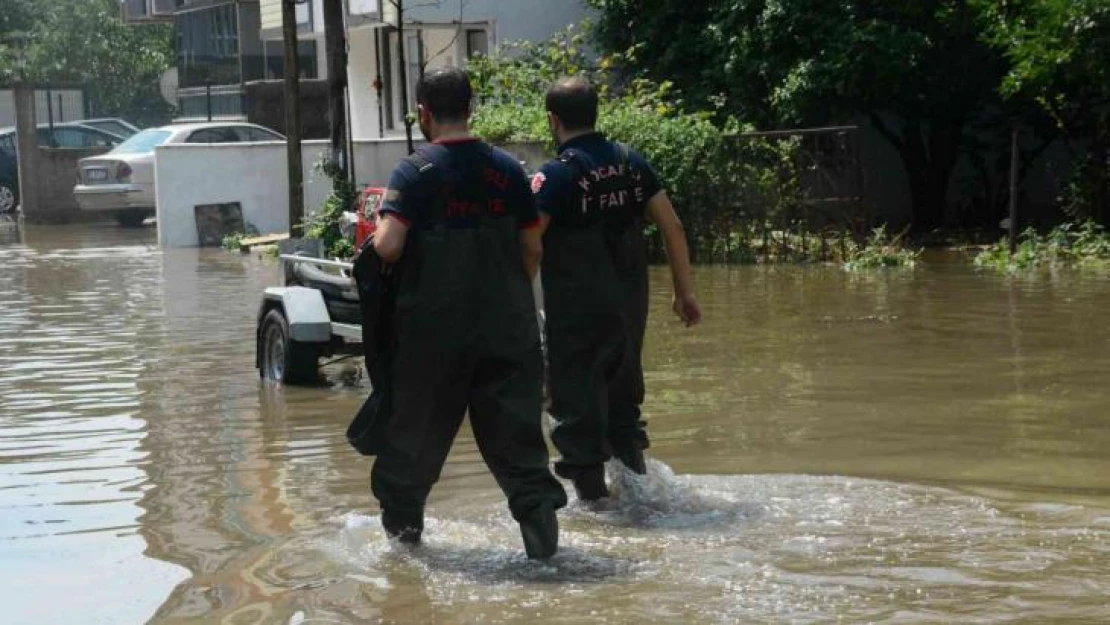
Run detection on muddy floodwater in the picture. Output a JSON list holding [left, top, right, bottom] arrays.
[[2, 225, 1109, 624]]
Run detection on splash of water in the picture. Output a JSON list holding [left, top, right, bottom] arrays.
[[570, 457, 753, 530]]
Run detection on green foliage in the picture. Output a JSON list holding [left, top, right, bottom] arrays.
[[221, 232, 244, 252], [470, 26, 814, 262], [1, 0, 174, 125], [470, 104, 549, 145], [974, 221, 1110, 271], [587, 0, 1010, 230], [973, 0, 1110, 223], [303, 157, 357, 259], [843, 226, 920, 271]]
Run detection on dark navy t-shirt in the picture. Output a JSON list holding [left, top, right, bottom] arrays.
[[532, 132, 662, 229], [380, 138, 539, 230]]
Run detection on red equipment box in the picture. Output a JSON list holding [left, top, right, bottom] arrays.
[[354, 186, 385, 249]]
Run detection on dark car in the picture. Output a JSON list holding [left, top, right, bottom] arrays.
[[0, 123, 126, 213]]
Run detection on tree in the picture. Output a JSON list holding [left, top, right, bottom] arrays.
[[588, 0, 1010, 231], [974, 0, 1110, 222], [0, 0, 174, 126]]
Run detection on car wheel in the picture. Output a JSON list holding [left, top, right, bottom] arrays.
[[115, 209, 149, 228], [259, 309, 319, 385], [0, 183, 16, 213]]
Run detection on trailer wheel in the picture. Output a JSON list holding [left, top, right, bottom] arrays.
[[259, 308, 319, 385]]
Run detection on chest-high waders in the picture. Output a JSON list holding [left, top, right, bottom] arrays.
[[605, 158, 651, 474], [544, 144, 649, 497], [369, 146, 566, 557]]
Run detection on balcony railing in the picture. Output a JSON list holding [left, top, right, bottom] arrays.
[[176, 84, 246, 122]]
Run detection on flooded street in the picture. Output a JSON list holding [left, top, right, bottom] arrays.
[[2, 225, 1109, 624]]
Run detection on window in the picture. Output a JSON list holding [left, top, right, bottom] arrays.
[[466, 29, 489, 59], [233, 126, 284, 142], [187, 128, 239, 143], [177, 4, 241, 88], [263, 39, 319, 80], [84, 121, 139, 138], [0, 134, 16, 158], [110, 130, 172, 155], [36, 128, 119, 148]]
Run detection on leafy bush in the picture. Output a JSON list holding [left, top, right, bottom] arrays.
[[975, 221, 1110, 272], [843, 226, 920, 271], [221, 232, 244, 252], [302, 156, 357, 259], [468, 25, 901, 266]]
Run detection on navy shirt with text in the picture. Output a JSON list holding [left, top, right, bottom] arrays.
[[381, 138, 539, 230], [532, 132, 662, 229]]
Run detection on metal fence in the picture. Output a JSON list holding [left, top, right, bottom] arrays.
[[675, 125, 869, 264], [176, 84, 246, 122]]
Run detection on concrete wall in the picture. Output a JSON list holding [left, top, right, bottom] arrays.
[[18, 147, 111, 223], [154, 137, 418, 246], [347, 25, 383, 140]]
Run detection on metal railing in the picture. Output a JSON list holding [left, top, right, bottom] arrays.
[[176, 84, 246, 122]]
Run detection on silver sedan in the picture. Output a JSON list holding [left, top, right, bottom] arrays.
[[74, 122, 285, 227]]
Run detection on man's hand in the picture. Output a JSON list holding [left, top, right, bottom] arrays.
[[673, 291, 702, 327], [646, 191, 700, 328]]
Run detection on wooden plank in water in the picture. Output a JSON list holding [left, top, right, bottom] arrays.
[[239, 233, 289, 252]]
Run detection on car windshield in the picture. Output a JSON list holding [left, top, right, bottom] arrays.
[[110, 129, 172, 155]]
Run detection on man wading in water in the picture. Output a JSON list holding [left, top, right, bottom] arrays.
[[369, 68, 567, 558], [533, 76, 702, 501]]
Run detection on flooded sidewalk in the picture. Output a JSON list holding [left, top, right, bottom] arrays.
[[1, 226, 1109, 624]]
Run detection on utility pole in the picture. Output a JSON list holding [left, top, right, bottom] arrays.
[[282, 0, 305, 231], [1009, 124, 1019, 255], [323, 0, 350, 184], [393, 0, 415, 154]]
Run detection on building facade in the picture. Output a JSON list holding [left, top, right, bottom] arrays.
[[125, 1, 588, 132], [259, 0, 589, 139]]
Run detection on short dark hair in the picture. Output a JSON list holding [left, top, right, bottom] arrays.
[[545, 76, 598, 131], [416, 67, 473, 123]]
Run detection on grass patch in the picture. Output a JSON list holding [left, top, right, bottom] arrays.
[[974, 221, 1110, 272]]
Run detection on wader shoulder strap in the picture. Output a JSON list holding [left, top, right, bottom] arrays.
[[404, 148, 447, 228], [558, 148, 589, 182], [404, 150, 436, 175]]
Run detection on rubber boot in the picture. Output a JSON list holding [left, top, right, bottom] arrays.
[[381, 507, 423, 545], [613, 446, 647, 475], [519, 503, 559, 560], [569, 464, 609, 501]]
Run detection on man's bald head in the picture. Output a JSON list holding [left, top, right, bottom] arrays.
[[545, 76, 599, 132]]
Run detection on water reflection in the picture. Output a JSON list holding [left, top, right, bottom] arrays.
[[2, 226, 1109, 623]]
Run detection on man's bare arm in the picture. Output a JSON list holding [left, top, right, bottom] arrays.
[[520, 217, 547, 280], [645, 191, 702, 326], [372, 214, 409, 263]]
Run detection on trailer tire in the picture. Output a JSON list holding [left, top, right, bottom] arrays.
[[259, 308, 319, 385]]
